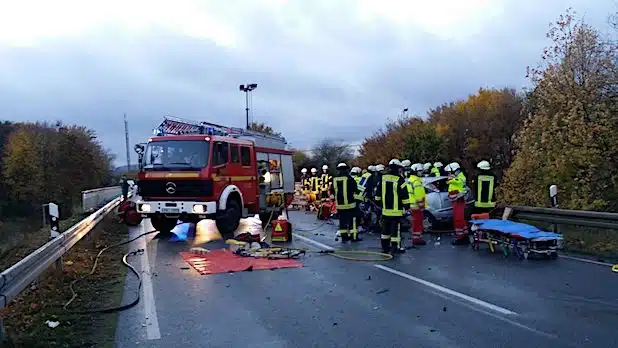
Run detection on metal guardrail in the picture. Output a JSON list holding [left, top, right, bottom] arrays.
[[509, 206, 618, 230], [0, 196, 122, 311], [82, 186, 121, 213]]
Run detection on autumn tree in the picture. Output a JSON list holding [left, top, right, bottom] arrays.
[[311, 138, 354, 172], [2, 121, 114, 217], [248, 121, 281, 136], [499, 10, 618, 210], [428, 88, 525, 178]]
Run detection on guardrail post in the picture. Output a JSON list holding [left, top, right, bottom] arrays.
[[0, 317, 4, 344], [549, 185, 559, 233], [47, 203, 63, 272]]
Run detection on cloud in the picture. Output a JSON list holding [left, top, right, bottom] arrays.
[[0, 0, 614, 166]]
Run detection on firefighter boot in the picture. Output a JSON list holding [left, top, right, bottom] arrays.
[[380, 235, 391, 253], [340, 231, 350, 242]]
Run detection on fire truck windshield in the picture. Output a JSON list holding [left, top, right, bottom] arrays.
[[143, 140, 210, 170]]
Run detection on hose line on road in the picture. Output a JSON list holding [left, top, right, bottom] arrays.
[[63, 229, 159, 314], [317, 249, 393, 261]]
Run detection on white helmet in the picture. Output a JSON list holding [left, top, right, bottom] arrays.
[[389, 159, 402, 167], [301, 168, 308, 174], [449, 162, 461, 171], [368, 165, 376, 172], [401, 160, 411, 168], [351, 166, 361, 174], [433, 162, 443, 168], [376, 164, 385, 172], [337, 162, 348, 169], [477, 160, 491, 170], [311, 168, 318, 174], [423, 162, 432, 170], [412, 163, 423, 172], [322, 165, 328, 170]]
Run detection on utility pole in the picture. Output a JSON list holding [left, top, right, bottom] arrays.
[[239, 83, 258, 129], [124, 113, 131, 171]]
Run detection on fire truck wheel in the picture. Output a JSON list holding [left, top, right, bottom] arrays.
[[216, 198, 241, 237]]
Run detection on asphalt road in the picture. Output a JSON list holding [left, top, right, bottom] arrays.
[[114, 211, 618, 348]]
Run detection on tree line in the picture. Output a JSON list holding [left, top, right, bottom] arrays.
[[0, 121, 115, 219], [357, 9, 618, 211], [286, 8, 618, 211]]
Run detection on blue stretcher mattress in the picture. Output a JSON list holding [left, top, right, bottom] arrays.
[[472, 219, 563, 240]]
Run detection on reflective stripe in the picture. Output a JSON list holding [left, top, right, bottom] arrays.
[[380, 234, 391, 240], [475, 174, 496, 208], [334, 176, 355, 209]]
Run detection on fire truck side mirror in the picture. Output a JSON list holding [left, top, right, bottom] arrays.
[[134, 143, 145, 155]]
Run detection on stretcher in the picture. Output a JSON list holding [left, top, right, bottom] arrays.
[[470, 219, 563, 260]]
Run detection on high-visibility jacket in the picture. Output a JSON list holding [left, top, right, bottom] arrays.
[[320, 173, 332, 192], [447, 171, 467, 196], [352, 175, 366, 201], [375, 173, 410, 217], [474, 171, 496, 208], [406, 174, 426, 209], [309, 175, 320, 192], [430, 167, 440, 177], [332, 174, 358, 210], [301, 175, 310, 189]]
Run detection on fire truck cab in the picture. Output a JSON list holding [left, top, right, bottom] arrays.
[[134, 117, 295, 236]]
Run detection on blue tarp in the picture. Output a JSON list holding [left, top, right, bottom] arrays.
[[472, 219, 562, 240]]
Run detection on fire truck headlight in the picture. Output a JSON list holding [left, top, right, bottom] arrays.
[[192, 205, 206, 214], [139, 204, 151, 213]]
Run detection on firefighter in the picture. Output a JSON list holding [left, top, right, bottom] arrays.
[[401, 160, 412, 177], [331, 163, 360, 242], [473, 160, 496, 215], [423, 162, 432, 177], [364, 165, 378, 201], [120, 174, 129, 201], [350, 166, 365, 237], [375, 159, 410, 254], [300, 168, 309, 190], [308, 167, 320, 211], [319, 164, 332, 201], [432, 162, 443, 177], [447, 162, 469, 245], [408, 164, 427, 245]]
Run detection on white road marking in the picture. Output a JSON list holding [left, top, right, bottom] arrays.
[[139, 223, 161, 340], [559, 255, 614, 267], [293, 233, 334, 251], [374, 264, 518, 316]]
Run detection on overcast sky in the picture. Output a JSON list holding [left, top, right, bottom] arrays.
[[0, 1, 614, 167]]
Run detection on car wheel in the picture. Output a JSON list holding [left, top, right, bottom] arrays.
[[216, 199, 242, 237], [423, 214, 436, 231]]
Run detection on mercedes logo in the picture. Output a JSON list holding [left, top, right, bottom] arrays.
[[165, 182, 177, 194]]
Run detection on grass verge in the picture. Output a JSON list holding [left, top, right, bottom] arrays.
[[1, 214, 128, 348], [0, 214, 88, 272]]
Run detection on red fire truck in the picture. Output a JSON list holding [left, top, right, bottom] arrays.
[[133, 116, 295, 236]]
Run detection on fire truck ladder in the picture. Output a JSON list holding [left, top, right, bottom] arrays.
[[153, 115, 288, 148]]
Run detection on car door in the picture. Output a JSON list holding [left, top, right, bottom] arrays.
[[211, 141, 230, 196]]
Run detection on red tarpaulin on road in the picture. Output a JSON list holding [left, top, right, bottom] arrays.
[[179, 249, 303, 275]]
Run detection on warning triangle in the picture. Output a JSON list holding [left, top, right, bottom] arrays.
[[275, 224, 283, 232]]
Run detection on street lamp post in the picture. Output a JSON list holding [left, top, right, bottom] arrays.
[[239, 83, 258, 129]]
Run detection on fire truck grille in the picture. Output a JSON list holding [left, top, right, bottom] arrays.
[[138, 180, 213, 197]]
